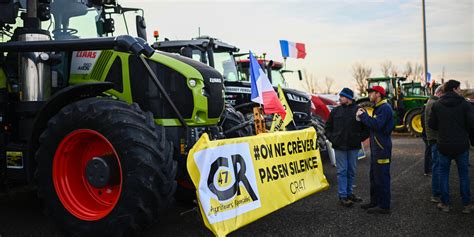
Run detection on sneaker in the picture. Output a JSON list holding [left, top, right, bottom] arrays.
[[437, 203, 450, 213], [367, 207, 391, 214], [348, 194, 363, 203], [430, 196, 441, 203], [361, 202, 377, 210], [462, 205, 473, 214], [339, 198, 353, 207]]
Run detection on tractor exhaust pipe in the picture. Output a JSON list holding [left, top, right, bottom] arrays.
[[17, 29, 52, 102]]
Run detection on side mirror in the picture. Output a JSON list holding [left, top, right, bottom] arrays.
[[136, 15, 147, 41]]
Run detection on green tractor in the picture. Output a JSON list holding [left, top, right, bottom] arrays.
[[357, 77, 429, 136], [0, 0, 226, 235]]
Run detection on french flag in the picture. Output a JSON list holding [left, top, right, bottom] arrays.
[[249, 51, 286, 120], [279, 40, 306, 59]]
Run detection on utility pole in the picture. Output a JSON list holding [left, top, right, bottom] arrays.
[[422, 0, 428, 85]]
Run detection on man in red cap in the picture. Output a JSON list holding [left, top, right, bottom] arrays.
[[356, 85, 394, 214]]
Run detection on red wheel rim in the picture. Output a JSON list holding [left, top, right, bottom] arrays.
[[53, 129, 122, 221]]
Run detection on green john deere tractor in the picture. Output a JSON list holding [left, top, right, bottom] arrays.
[[0, 0, 225, 235], [356, 77, 429, 136]]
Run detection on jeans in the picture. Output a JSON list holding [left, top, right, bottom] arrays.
[[424, 140, 432, 174], [439, 150, 471, 205], [335, 149, 359, 199], [431, 143, 441, 197]]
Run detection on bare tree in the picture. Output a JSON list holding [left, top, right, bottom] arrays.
[[413, 63, 423, 82], [391, 65, 399, 77], [324, 77, 334, 94], [352, 63, 372, 95], [381, 61, 393, 77], [302, 69, 321, 94], [404, 61, 413, 79]]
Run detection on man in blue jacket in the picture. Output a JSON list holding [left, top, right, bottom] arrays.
[[356, 86, 394, 214]]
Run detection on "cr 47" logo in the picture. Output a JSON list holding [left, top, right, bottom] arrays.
[[207, 154, 258, 202]]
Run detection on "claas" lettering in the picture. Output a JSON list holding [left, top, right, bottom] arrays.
[[76, 51, 97, 58]]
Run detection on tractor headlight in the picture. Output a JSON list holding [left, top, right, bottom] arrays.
[[189, 79, 197, 87]]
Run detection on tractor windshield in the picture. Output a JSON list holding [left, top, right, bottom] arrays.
[[368, 80, 393, 97], [402, 84, 427, 96], [270, 69, 288, 87], [213, 52, 239, 81], [47, 2, 142, 40]]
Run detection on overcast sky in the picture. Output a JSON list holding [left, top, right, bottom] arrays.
[[121, 0, 473, 93]]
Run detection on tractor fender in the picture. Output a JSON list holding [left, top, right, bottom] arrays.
[[26, 82, 114, 182], [402, 107, 422, 124]]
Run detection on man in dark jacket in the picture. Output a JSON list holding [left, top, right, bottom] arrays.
[[428, 80, 473, 214], [325, 88, 367, 207], [356, 85, 394, 214]]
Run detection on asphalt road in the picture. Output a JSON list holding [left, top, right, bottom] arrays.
[[1, 135, 473, 236]]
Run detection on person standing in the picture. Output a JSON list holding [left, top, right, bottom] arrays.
[[325, 88, 366, 207], [428, 80, 473, 213], [421, 107, 432, 177], [424, 85, 444, 203], [356, 86, 393, 214]]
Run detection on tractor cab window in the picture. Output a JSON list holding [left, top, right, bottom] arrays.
[[403, 84, 426, 96], [213, 52, 238, 82], [47, 2, 142, 40], [271, 69, 288, 87], [368, 80, 393, 97]]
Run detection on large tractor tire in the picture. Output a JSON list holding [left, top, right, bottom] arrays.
[[406, 109, 423, 137], [219, 104, 253, 138], [310, 116, 329, 160], [35, 98, 176, 236]]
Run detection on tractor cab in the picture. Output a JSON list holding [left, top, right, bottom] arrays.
[[1, 0, 147, 41], [235, 58, 288, 87], [402, 81, 428, 96], [154, 36, 239, 81]]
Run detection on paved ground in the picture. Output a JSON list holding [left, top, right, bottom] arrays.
[[1, 135, 473, 236]]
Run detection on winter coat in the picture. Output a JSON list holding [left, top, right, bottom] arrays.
[[325, 103, 369, 151], [424, 96, 439, 142], [428, 91, 474, 156], [360, 99, 394, 162]]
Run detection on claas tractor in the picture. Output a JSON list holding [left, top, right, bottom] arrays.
[[0, 0, 226, 235], [356, 77, 429, 136]]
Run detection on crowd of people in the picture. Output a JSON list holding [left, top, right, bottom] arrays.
[[325, 79, 473, 214]]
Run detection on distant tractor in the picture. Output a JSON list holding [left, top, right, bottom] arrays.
[[357, 77, 429, 136]]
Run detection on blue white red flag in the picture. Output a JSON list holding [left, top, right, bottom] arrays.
[[279, 40, 306, 59], [249, 51, 286, 120]]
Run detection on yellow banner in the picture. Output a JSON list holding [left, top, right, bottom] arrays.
[[270, 85, 293, 132], [187, 128, 329, 237]]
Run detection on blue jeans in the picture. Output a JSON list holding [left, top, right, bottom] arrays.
[[335, 149, 359, 199], [424, 141, 432, 174], [439, 150, 471, 205], [431, 144, 441, 197]]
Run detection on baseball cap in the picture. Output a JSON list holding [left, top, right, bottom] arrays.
[[367, 86, 386, 97]]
